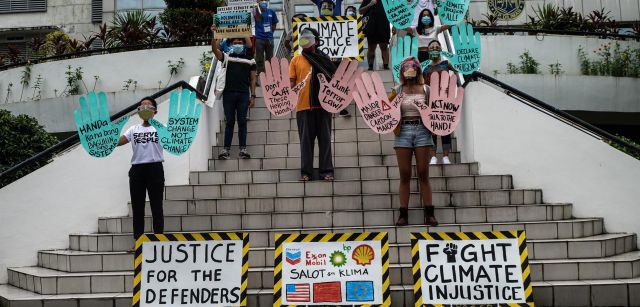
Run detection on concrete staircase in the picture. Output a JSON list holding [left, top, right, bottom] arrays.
[[1, 70, 640, 307]]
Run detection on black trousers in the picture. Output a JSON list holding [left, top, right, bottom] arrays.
[[296, 109, 333, 178], [129, 162, 164, 239]]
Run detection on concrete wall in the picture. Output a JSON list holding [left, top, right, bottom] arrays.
[[456, 81, 640, 246], [494, 74, 640, 113], [0, 46, 210, 104], [0, 79, 218, 284], [468, 0, 640, 25]]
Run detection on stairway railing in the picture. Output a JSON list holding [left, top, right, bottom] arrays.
[[0, 81, 208, 185]]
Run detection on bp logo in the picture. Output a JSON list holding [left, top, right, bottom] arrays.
[[488, 0, 525, 21]]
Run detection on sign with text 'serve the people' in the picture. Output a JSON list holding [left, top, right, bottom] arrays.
[[133, 233, 249, 307], [274, 232, 391, 306], [214, 11, 252, 38], [410, 231, 535, 306], [293, 16, 364, 60]]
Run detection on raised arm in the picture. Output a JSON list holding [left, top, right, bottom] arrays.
[[359, 0, 376, 15], [210, 25, 224, 61]]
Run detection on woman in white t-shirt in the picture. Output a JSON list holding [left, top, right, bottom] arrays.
[[117, 97, 165, 240], [414, 9, 451, 63]]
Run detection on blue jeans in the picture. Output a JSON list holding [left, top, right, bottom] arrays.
[[223, 91, 249, 149]]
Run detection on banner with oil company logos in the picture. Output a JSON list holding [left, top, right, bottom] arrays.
[[133, 232, 249, 307], [273, 232, 390, 306], [410, 231, 535, 307]]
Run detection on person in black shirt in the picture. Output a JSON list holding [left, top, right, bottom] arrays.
[[359, 0, 391, 71], [211, 25, 258, 160]]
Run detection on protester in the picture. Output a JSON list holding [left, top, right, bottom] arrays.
[[117, 97, 165, 239], [310, 0, 342, 16], [393, 57, 438, 226], [211, 25, 257, 159], [289, 28, 337, 181], [414, 9, 451, 63], [254, 0, 279, 76], [424, 40, 456, 164], [345, 5, 357, 16], [410, 0, 436, 28], [284, 13, 308, 54], [359, 0, 390, 71]]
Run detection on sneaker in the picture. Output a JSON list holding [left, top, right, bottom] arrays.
[[218, 149, 230, 160], [429, 156, 438, 165], [239, 148, 251, 159], [442, 156, 451, 164], [339, 109, 351, 118]]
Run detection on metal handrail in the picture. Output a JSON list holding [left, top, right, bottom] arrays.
[[0, 81, 208, 182], [474, 26, 640, 40], [467, 71, 640, 156]]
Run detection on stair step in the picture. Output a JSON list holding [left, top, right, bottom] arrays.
[[104, 203, 569, 233], [190, 163, 479, 184], [3, 279, 640, 307], [208, 152, 463, 170], [68, 218, 612, 253]]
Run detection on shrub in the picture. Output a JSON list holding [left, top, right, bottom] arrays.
[[109, 10, 162, 47], [578, 42, 640, 77], [506, 50, 540, 74], [609, 135, 640, 160], [160, 8, 215, 41], [0, 110, 58, 187]]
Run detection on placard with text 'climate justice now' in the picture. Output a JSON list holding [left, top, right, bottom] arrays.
[[410, 231, 535, 307], [132, 233, 249, 307], [292, 16, 364, 61], [274, 232, 391, 306]]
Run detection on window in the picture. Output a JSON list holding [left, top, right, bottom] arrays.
[[92, 0, 103, 22], [0, 0, 47, 13]]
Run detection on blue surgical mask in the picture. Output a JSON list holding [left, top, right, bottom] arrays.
[[259, 1, 268, 8], [421, 16, 432, 25], [230, 44, 245, 54]]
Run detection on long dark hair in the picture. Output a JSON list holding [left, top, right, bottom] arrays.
[[415, 9, 435, 35]]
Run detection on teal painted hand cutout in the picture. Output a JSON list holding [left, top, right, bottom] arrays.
[[382, 0, 418, 29], [441, 23, 481, 74], [391, 35, 418, 82], [74, 92, 129, 158], [436, 0, 471, 25], [149, 89, 202, 156]]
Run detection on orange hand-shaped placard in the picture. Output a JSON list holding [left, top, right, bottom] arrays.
[[259, 57, 309, 117], [352, 72, 402, 134], [423, 71, 465, 136], [317, 60, 363, 113]]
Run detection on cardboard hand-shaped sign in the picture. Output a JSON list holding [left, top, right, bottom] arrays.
[[423, 71, 464, 136], [441, 23, 482, 74], [149, 89, 202, 156], [352, 72, 402, 134], [318, 60, 363, 113], [74, 92, 129, 158], [259, 57, 309, 117], [436, 0, 471, 25], [381, 0, 419, 29]]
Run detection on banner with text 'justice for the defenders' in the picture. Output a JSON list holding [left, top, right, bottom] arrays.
[[410, 231, 535, 307], [274, 232, 390, 306], [133, 233, 248, 307]]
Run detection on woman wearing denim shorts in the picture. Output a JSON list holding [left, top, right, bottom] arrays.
[[393, 57, 438, 227]]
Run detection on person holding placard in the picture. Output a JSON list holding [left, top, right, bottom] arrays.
[[410, 0, 436, 28], [211, 25, 258, 160], [424, 40, 456, 164], [414, 9, 451, 63], [359, 0, 390, 71], [289, 28, 338, 181], [254, 0, 279, 75], [393, 57, 438, 226], [117, 97, 165, 239]]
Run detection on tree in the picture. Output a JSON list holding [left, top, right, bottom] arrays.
[[160, 0, 223, 42]]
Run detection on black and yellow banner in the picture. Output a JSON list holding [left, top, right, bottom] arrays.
[[292, 16, 364, 61]]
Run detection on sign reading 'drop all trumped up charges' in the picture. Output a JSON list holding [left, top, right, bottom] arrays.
[[133, 233, 249, 307], [293, 16, 364, 60], [274, 232, 391, 306], [410, 231, 535, 307], [214, 11, 252, 38]]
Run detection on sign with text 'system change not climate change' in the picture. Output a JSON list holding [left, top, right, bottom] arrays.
[[293, 16, 363, 60], [274, 232, 391, 306], [133, 233, 249, 307], [410, 231, 535, 306], [149, 89, 202, 156], [214, 11, 253, 38]]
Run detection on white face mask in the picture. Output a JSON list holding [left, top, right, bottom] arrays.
[[403, 68, 417, 78]]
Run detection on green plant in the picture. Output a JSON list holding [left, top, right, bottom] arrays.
[[548, 61, 564, 75], [63, 65, 84, 96], [199, 51, 214, 79], [160, 0, 223, 42], [110, 10, 161, 47], [578, 42, 640, 77], [122, 79, 138, 91], [164, 57, 185, 86], [19, 63, 32, 101], [608, 135, 640, 160], [30, 75, 43, 100], [0, 109, 59, 187], [506, 50, 540, 74]]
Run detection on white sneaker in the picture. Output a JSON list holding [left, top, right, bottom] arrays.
[[442, 156, 451, 164], [429, 156, 438, 165]]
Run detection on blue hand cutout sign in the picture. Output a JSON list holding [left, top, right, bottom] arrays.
[[149, 89, 202, 156]]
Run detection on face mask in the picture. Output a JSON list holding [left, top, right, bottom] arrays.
[[230, 44, 245, 54], [259, 1, 268, 8], [321, 8, 333, 16], [421, 16, 432, 25], [346, 10, 356, 16], [403, 68, 417, 78], [430, 50, 441, 59], [299, 36, 315, 49], [138, 106, 155, 121]]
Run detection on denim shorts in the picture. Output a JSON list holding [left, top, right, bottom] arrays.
[[394, 123, 434, 148]]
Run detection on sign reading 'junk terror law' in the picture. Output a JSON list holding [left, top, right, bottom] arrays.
[[410, 231, 535, 306], [133, 233, 249, 307], [274, 232, 391, 306]]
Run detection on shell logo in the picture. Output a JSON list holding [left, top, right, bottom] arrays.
[[351, 244, 375, 266]]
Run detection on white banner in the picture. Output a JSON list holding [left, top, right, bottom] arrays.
[[293, 17, 362, 59]]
